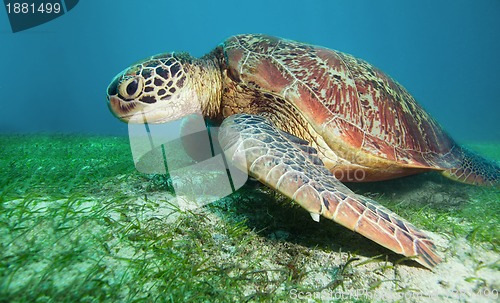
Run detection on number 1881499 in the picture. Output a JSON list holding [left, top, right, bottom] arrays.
[[5, 2, 61, 14]]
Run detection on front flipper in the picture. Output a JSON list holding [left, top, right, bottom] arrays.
[[219, 114, 441, 269]]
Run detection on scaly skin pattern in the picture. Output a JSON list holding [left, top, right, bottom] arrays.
[[106, 34, 499, 270], [221, 34, 498, 185], [219, 114, 441, 268]]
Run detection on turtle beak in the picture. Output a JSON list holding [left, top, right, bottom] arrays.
[[107, 95, 141, 123], [107, 75, 120, 96], [106, 76, 121, 117], [107, 95, 126, 121], [106, 75, 137, 122]]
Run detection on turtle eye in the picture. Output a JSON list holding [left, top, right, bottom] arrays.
[[126, 79, 138, 96], [118, 77, 144, 100]]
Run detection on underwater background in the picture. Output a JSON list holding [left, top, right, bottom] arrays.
[[1, 1, 499, 302], [0, 0, 499, 142]]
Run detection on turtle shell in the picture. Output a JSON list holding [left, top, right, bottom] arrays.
[[221, 34, 459, 171]]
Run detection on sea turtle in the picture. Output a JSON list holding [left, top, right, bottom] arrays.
[[106, 34, 499, 269]]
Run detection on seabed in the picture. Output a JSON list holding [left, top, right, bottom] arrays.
[[0, 135, 498, 302]]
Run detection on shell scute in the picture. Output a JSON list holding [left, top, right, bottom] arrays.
[[223, 34, 459, 169]]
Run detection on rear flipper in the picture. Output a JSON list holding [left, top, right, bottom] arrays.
[[443, 146, 499, 187], [219, 114, 441, 269]]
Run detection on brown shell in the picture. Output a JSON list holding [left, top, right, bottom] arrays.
[[222, 34, 459, 169]]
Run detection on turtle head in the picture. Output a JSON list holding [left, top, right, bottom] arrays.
[[107, 53, 204, 124]]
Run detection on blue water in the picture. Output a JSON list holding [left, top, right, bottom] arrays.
[[1, 0, 499, 142]]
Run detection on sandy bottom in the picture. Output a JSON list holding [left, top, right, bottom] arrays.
[[1, 136, 498, 302], [113, 185, 500, 303], [179, 198, 499, 303]]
